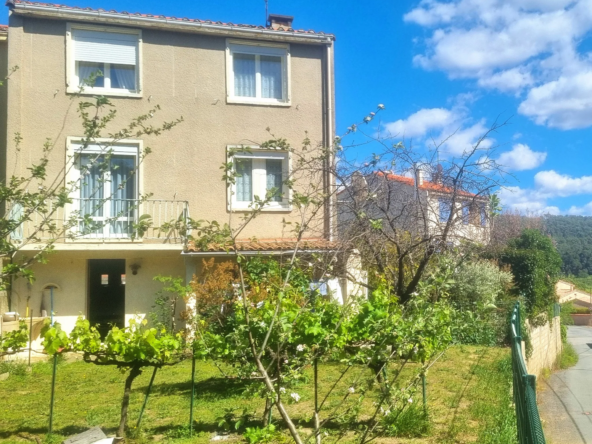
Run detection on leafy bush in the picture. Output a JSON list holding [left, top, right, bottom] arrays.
[[244, 424, 279, 444], [450, 304, 509, 346], [0, 320, 28, 356], [500, 229, 562, 320], [449, 259, 513, 306]]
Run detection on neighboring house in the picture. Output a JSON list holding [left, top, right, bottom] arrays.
[[338, 169, 490, 245], [556, 280, 591, 305], [0, 1, 353, 339]]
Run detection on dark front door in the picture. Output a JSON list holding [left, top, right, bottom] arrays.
[[88, 259, 126, 337]]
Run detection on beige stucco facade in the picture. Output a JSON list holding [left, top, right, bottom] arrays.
[[1, 4, 336, 330]]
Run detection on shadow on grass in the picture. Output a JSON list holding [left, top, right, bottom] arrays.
[[0, 425, 91, 439], [146, 376, 252, 400]]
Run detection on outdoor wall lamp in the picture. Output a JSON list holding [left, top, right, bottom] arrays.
[[130, 263, 141, 275]]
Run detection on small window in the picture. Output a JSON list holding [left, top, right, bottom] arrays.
[[227, 41, 290, 105], [462, 203, 470, 225], [480, 205, 487, 227], [68, 26, 141, 96], [439, 199, 451, 223], [229, 148, 289, 210]]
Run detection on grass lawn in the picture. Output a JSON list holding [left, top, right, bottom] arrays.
[[0, 345, 515, 444]]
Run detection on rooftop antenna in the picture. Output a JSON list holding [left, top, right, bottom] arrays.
[[264, 0, 269, 26]]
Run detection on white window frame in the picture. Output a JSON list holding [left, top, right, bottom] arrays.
[[66, 137, 143, 241], [66, 23, 143, 98], [227, 145, 291, 212], [226, 39, 291, 106]]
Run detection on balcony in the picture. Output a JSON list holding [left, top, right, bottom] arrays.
[[10, 198, 191, 245]]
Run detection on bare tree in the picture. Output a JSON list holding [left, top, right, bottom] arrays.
[[335, 118, 510, 303]]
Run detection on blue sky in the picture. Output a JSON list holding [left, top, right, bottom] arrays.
[[5, 0, 592, 214]]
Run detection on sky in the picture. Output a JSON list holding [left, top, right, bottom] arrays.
[[4, 0, 592, 215]]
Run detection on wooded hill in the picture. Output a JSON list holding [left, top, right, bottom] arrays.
[[544, 215, 592, 277]]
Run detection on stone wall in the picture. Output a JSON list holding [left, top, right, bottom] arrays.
[[572, 314, 592, 326], [526, 316, 562, 379]]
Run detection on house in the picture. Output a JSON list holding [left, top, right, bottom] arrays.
[[0, 1, 353, 341], [338, 169, 490, 246]]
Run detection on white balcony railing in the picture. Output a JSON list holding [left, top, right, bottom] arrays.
[[10, 198, 190, 244]]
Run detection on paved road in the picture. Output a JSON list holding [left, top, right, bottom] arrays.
[[539, 326, 592, 444]]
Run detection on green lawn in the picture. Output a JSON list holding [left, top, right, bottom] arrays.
[[0, 346, 515, 444]]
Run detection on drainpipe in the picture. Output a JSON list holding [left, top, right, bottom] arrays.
[[326, 43, 334, 242]]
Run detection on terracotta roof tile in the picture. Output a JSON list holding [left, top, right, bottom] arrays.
[[185, 238, 337, 253], [375, 171, 479, 198], [7, 1, 334, 38]]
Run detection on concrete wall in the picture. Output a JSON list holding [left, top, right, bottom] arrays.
[[9, 250, 185, 335], [526, 316, 562, 379], [572, 314, 592, 326], [5, 14, 331, 241]]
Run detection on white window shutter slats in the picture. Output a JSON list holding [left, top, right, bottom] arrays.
[[74, 29, 138, 65]]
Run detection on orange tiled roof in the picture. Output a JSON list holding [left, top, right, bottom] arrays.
[[185, 238, 337, 253], [6, 1, 334, 39], [375, 171, 480, 198]]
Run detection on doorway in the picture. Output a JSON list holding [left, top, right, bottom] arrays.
[[88, 259, 126, 337]]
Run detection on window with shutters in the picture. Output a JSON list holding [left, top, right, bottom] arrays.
[[227, 147, 290, 211], [226, 40, 290, 106], [67, 24, 141, 97]]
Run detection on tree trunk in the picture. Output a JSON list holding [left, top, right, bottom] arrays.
[[118, 365, 143, 437], [263, 397, 272, 426]]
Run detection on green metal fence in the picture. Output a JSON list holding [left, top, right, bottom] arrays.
[[510, 302, 546, 444]]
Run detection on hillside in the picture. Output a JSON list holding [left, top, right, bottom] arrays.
[[544, 215, 592, 277]]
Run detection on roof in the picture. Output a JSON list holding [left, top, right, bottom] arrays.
[[375, 171, 482, 199], [184, 238, 338, 254], [6, 1, 335, 41]]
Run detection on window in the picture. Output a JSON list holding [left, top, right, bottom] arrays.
[[226, 40, 290, 105], [439, 199, 451, 223], [70, 141, 140, 238], [462, 203, 470, 225], [68, 25, 141, 96], [480, 205, 488, 227], [229, 148, 289, 210]]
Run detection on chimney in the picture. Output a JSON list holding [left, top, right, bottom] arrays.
[[269, 14, 294, 30], [415, 169, 424, 186]]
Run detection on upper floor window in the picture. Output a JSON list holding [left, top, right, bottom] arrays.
[[228, 147, 290, 211], [439, 199, 451, 223], [67, 25, 141, 97], [226, 40, 290, 106], [462, 203, 470, 225], [480, 204, 488, 227]]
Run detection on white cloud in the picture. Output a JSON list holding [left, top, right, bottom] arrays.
[[498, 186, 560, 214], [383, 108, 456, 138], [477, 67, 534, 92], [405, 0, 592, 129], [534, 170, 592, 197], [518, 70, 592, 129], [566, 202, 592, 215], [382, 101, 494, 156], [497, 143, 546, 171]]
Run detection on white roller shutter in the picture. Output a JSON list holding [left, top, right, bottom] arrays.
[[73, 29, 138, 66]]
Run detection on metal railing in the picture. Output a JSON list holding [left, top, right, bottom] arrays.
[[510, 301, 546, 444], [10, 198, 190, 244]]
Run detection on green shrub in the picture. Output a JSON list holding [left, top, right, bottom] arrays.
[[559, 342, 579, 369], [500, 229, 562, 320], [450, 259, 513, 307], [244, 425, 280, 444], [0, 360, 28, 376]]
